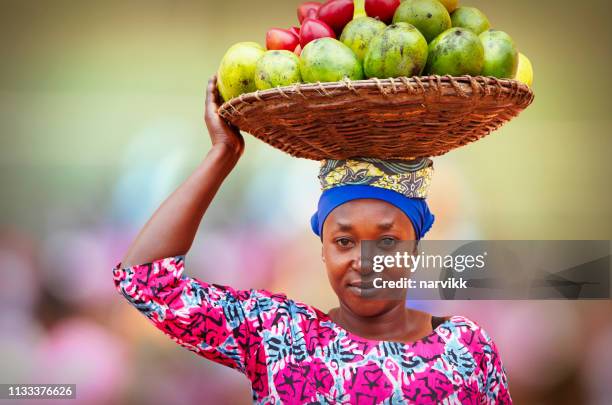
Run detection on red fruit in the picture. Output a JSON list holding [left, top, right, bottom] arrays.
[[266, 28, 300, 51], [294, 44, 303, 56], [317, 0, 354, 35], [365, 0, 400, 24], [289, 26, 301, 38], [299, 18, 336, 47], [298, 2, 322, 24]]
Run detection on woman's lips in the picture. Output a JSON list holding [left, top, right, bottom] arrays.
[[346, 279, 378, 296], [348, 280, 375, 289]]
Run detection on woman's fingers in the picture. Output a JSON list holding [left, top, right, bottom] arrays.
[[206, 77, 217, 107], [204, 75, 244, 156], [205, 77, 222, 123]]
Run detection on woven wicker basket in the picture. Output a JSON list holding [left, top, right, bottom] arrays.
[[218, 75, 534, 160]]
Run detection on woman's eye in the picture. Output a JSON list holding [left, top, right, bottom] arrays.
[[378, 237, 397, 249], [336, 238, 354, 248]]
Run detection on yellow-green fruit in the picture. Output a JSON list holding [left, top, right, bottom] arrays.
[[393, 0, 451, 43], [438, 0, 458, 13], [425, 27, 484, 76], [479, 29, 518, 79], [354, 0, 367, 17], [255, 51, 302, 90], [300, 38, 364, 83], [340, 17, 387, 62], [450, 7, 490, 35], [217, 42, 265, 101], [514, 52, 533, 87], [364, 22, 428, 78]]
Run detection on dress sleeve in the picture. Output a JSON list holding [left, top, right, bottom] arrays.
[[112, 255, 261, 374], [478, 328, 512, 404]]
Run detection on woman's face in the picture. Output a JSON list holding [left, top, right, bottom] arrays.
[[321, 199, 416, 317]]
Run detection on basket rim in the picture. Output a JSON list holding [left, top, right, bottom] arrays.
[[219, 75, 533, 110]]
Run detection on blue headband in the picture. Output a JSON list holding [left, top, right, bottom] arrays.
[[310, 185, 435, 240]]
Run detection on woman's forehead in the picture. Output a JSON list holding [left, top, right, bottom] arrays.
[[322, 199, 417, 239], [327, 199, 407, 224]]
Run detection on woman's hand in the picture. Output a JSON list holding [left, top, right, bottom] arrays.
[[205, 76, 245, 158]]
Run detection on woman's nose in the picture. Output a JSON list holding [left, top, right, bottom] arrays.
[[350, 244, 366, 273], [351, 243, 374, 274], [350, 255, 361, 272]]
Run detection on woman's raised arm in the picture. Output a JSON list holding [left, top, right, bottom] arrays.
[[120, 76, 244, 268]]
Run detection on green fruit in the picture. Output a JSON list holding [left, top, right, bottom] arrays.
[[217, 42, 265, 101], [300, 38, 364, 83], [479, 30, 518, 79], [425, 28, 484, 76], [340, 17, 387, 62], [450, 7, 490, 35], [393, 0, 451, 43], [255, 51, 302, 90], [364, 23, 428, 78]]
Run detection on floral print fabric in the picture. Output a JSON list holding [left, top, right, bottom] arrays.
[[318, 158, 433, 199], [113, 256, 511, 404]]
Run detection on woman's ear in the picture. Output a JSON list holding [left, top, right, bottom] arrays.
[[321, 246, 326, 262]]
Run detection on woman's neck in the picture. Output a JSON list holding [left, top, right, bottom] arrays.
[[329, 303, 431, 342]]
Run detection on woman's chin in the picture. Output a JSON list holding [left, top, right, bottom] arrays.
[[342, 291, 394, 317]]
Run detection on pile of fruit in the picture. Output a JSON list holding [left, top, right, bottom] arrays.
[[217, 0, 534, 102]]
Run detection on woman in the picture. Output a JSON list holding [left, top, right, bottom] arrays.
[[113, 77, 511, 404]]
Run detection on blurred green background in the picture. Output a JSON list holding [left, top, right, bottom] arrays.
[[0, 1, 611, 404], [0, 0, 610, 238]]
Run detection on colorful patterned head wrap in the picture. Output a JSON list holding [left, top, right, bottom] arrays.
[[310, 158, 435, 240]]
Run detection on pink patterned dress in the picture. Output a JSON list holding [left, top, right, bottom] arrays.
[[113, 256, 511, 404]]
